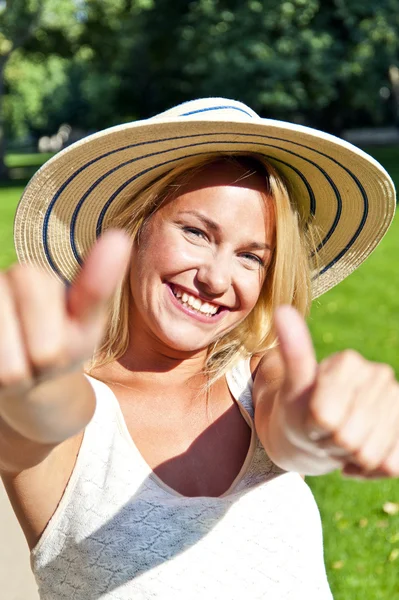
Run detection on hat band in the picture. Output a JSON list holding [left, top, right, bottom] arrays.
[[180, 105, 255, 119], [42, 131, 367, 284]]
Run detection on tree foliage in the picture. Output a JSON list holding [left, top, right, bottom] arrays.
[[2, 0, 399, 151], [66, 0, 399, 133], [0, 0, 80, 175]]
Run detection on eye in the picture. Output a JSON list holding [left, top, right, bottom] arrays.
[[240, 253, 265, 267], [183, 226, 208, 240]]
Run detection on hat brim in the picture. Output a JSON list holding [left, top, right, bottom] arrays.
[[14, 115, 396, 298]]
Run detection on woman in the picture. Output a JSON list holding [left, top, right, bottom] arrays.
[[1, 98, 398, 599]]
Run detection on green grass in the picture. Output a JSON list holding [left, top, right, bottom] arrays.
[[4, 152, 55, 182], [0, 184, 22, 268], [2, 150, 399, 598], [5, 152, 55, 168]]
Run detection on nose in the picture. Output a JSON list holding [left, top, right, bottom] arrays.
[[195, 253, 232, 297]]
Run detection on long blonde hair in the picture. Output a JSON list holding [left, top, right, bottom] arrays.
[[86, 153, 317, 383]]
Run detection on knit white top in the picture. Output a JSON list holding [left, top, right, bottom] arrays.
[[30, 359, 333, 599]]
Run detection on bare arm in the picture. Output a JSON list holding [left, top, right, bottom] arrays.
[[0, 230, 131, 475], [0, 373, 95, 473]]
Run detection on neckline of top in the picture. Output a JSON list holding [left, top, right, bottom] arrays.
[[86, 360, 255, 500]]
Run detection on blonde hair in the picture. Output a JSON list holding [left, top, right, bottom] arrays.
[[86, 153, 317, 383]]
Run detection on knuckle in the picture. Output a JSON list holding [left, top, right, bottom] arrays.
[[380, 459, 399, 477], [0, 366, 31, 389], [31, 347, 66, 372], [332, 429, 359, 454], [339, 348, 362, 363], [385, 461, 399, 478], [380, 446, 399, 477], [320, 349, 363, 374], [308, 401, 340, 434], [353, 448, 379, 471], [341, 348, 359, 360], [376, 363, 396, 382], [5, 262, 23, 278], [7, 263, 59, 296], [339, 349, 363, 368], [6, 262, 36, 286]]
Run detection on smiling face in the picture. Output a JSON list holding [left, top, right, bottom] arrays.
[[128, 160, 276, 357]]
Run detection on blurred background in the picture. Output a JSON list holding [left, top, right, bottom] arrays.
[[0, 1, 399, 599]]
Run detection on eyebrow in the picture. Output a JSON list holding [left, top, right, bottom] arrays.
[[179, 210, 273, 251]]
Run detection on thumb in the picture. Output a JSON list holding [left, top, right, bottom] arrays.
[[274, 305, 317, 399], [67, 229, 132, 323]]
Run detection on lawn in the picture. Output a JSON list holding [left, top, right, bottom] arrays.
[[306, 145, 399, 600], [1, 149, 399, 599]]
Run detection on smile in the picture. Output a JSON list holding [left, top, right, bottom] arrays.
[[169, 284, 223, 318]]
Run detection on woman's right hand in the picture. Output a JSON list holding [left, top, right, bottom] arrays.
[[0, 230, 131, 443]]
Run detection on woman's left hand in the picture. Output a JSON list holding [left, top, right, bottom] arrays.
[[271, 305, 399, 479]]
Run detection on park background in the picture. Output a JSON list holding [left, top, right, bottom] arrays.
[[1, 1, 399, 599]]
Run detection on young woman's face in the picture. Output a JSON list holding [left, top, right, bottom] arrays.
[[129, 161, 276, 355]]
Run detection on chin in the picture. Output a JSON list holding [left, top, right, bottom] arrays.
[[157, 321, 241, 355], [160, 332, 211, 354], [146, 310, 242, 355]]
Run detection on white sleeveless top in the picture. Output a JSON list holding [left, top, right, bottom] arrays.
[[30, 359, 333, 599]]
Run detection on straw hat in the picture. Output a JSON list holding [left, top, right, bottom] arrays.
[[14, 97, 396, 298]]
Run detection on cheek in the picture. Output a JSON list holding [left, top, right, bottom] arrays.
[[236, 275, 263, 314], [133, 230, 200, 283], [150, 233, 205, 274], [134, 227, 175, 273], [246, 285, 263, 310]]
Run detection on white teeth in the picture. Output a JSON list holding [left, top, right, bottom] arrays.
[[199, 302, 211, 314], [172, 285, 220, 317], [200, 302, 217, 315]]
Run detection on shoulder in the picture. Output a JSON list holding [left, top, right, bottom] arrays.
[[250, 347, 284, 380], [249, 347, 285, 411], [250, 347, 285, 389]]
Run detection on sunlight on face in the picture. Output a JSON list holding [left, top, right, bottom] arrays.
[[128, 160, 276, 357]]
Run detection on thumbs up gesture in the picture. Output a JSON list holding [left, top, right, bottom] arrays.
[[269, 306, 399, 478], [0, 230, 131, 444]]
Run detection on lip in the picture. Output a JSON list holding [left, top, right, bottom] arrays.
[[166, 283, 228, 324], [169, 282, 227, 308]]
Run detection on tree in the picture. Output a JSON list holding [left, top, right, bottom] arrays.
[[0, 0, 79, 178], [78, 0, 399, 132], [0, 0, 43, 176], [3, 0, 399, 163]]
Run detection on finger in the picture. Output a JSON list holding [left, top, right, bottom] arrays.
[[353, 384, 399, 472], [67, 229, 131, 323], [0, 273, 31, 386], [341, 462, 387, 480], [380, 431, 399, 477], [8, 265, 66, 375], [274, 305, 317, 398], [314, 434, 354, 458], [305, 350, 370, 440], [315, 364, 394, 456]]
